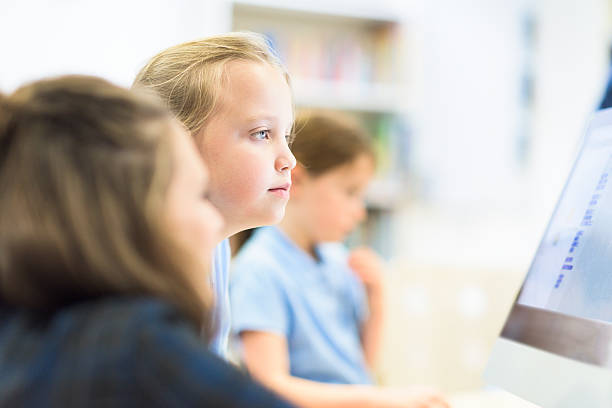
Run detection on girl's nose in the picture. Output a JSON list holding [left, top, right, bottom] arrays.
[[275, 143, 297, 173]]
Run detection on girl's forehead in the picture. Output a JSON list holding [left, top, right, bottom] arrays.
[[214, 61, 293, 125], [223, 61, 289, 95], [226, 59, 286, 78]]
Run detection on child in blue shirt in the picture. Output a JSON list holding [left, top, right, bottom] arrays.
[[231, 111, 449, 408], [134, 32, 297, 357]]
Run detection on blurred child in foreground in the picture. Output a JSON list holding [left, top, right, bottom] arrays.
[[0, 75, 292, 407]]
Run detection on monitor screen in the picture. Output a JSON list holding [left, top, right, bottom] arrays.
[[485, 109, 612, 408], [519, 123, 612, 324]]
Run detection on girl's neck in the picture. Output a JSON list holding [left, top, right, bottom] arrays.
[[277, 210, 318, 260]]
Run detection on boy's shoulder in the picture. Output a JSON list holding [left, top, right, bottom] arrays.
[[317, 242, 350, 264]]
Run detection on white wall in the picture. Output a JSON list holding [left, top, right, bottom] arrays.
[[414, 0, 526, 209], [529, 0, 610, 221], [397, 0, 611, 270], [0, 0, 232, 92], [384, 0, 612, 394], [412, 0, 609, 218]]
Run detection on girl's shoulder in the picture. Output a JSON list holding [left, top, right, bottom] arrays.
[[232, 228, 290, 271], [0, 297, 194, 389], [0, 297, 295, 407]]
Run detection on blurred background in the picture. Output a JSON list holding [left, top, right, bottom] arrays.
[[2, 0, 611, 402]]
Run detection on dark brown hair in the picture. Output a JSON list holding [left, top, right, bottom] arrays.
[[292, 110, 375, 176], [0, 75, 214, 337]]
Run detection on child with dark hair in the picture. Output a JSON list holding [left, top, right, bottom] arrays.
[[0, 75, 293, 407], [230, 111, 448, 408]]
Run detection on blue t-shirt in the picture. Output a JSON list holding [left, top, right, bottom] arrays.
[[230, 227, 372, 384], [210, 239, 231, 358]]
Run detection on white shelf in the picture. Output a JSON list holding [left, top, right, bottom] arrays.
[[365, 177, 405, 210], [292, 78, 401, 114], [232, 0, 403, 24], [230, 0, 411, 252]]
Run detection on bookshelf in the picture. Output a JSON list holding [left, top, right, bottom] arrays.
[[231, 1, 411, 258]]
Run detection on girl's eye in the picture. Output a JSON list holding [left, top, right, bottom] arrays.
[[251, 129, 270, 141]]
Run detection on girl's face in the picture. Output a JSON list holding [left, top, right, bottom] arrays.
[[300, 154, 375, 243], [196, 61, 296, 238], [165, 123, 224, 274]]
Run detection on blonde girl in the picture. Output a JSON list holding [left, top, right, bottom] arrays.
[[134, 32, 296, 356]]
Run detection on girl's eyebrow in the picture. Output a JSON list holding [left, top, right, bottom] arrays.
[[243, 114, 276, 124]]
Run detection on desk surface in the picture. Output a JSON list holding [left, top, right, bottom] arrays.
[[449, 390, 540, 408]]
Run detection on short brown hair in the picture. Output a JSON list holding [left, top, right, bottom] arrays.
[[133, 31, 291, 136], [292, 110, 375, 176], [0, 75, 214, 337]]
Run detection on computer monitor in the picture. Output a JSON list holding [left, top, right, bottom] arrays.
[[484, 108, 612, 408]]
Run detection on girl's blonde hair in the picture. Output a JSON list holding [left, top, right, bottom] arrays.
[[0, 75, 214, 338], [133, 31, 290, 136]]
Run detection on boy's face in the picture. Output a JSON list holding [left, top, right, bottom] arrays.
[[197, 61, 296, 238], [299, 154, 375, 243]]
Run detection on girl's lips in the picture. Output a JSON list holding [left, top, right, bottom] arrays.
[[268, 188, 289, 198], [268, 183, 291, 198]]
